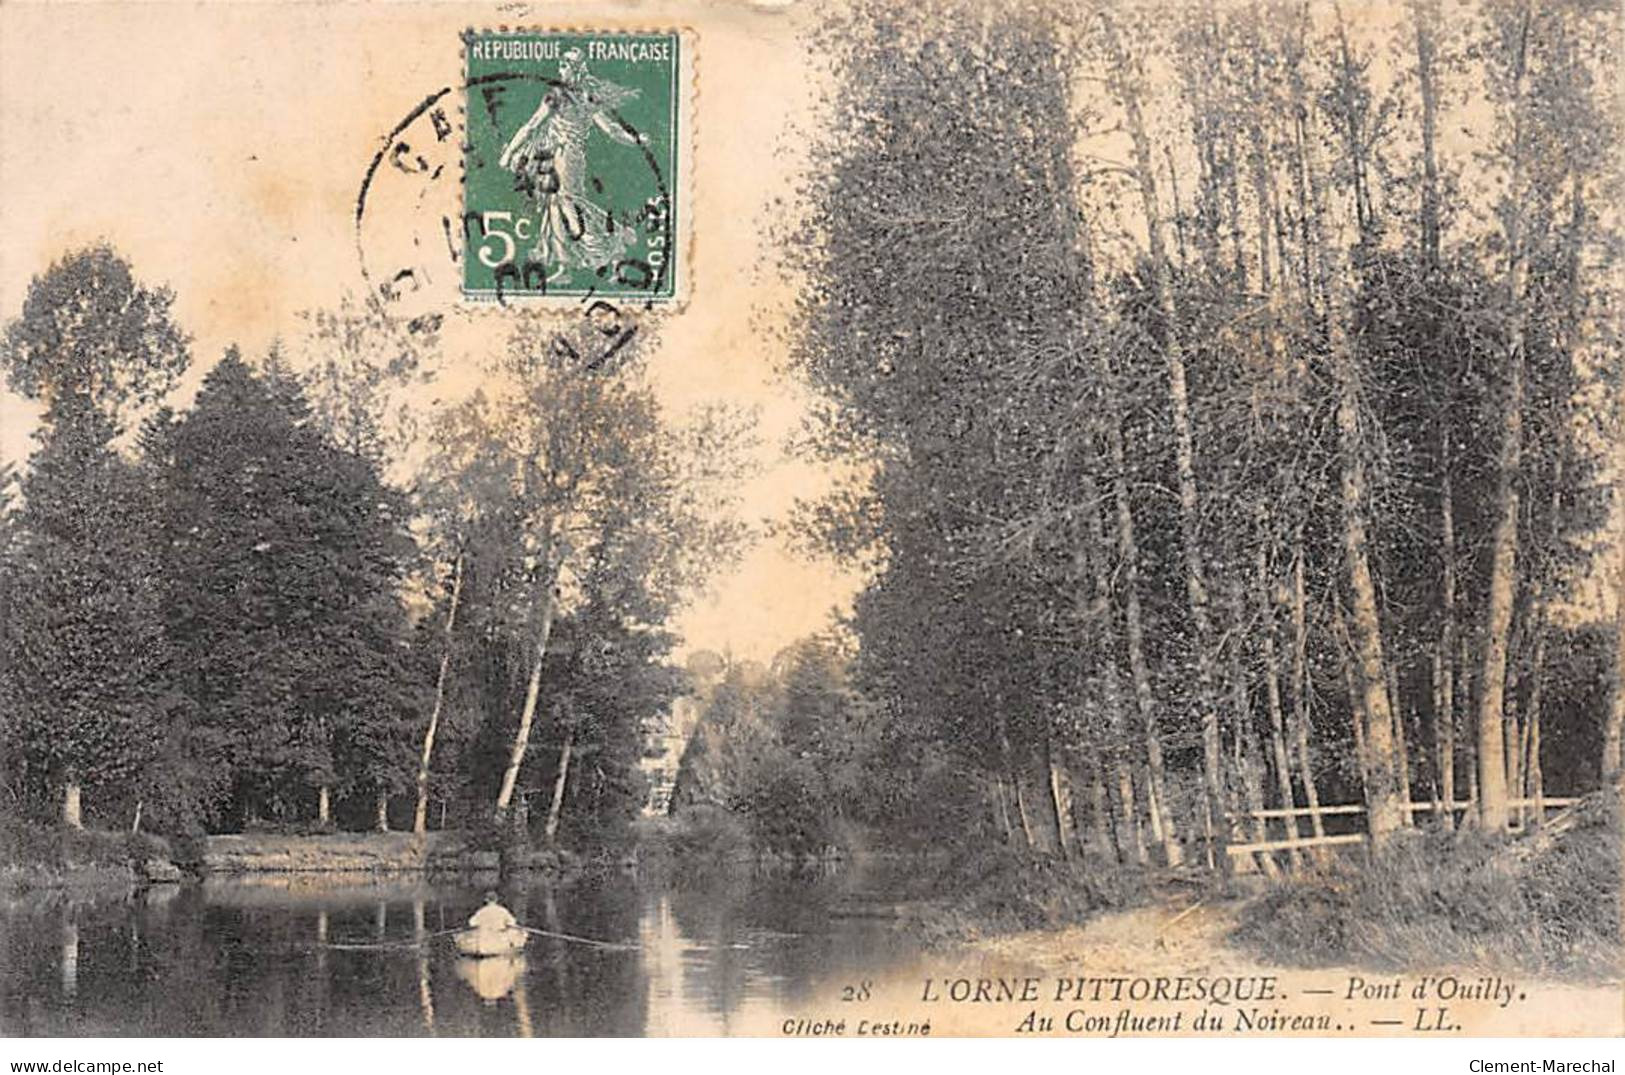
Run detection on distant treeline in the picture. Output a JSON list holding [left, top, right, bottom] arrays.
[[0, 246, 749, 840]]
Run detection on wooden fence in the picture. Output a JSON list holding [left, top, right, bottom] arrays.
[[1225, 798, 1578, 858]]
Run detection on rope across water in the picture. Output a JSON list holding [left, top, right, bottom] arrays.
[[313, 924, 638, 952]]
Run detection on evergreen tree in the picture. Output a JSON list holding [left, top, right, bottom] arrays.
[[3, 413, 174, 827], [0, 246, 190, 827], [159, 351, 418, 826]]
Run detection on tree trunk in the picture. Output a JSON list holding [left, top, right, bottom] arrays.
[[1102, 355, 1178, 865], [1459, 635, 1478, 826], [1288, 529, 1327, 845], [543, 725, 575, 845], [1607, 332, 1625, 779], [1080, 472, 1146, 865], [1514, 685, 1531, 828], [1013, 767, 1036, 851], [1238, 737, 1279, 878], [1608, 531, 1625, 778], [1438, 467, 1458, 828], [1227, 590, 1279, 879], [1476, 268, 1523, 834], [1387, 662, 1413, 825], [415, 552, 464, 835], [317, 785, 330, 825], [1413, 0, 1443, 270], [1456, 636, 1482, 828], [1024, 749, 1063, 856], [1255, 518, 1300, 864], [991, 774, 1014, 842], [1103, 10, 1228, 873], [1086, 762, 1112, 860], [62, 782, 82, 830], [1506, 654, 1525, 828], [1297, 78, 1405, 844], [1114, 764, 1145, 866], [1335, 604, 1372, 801], [1430, 650, 1445, 823], [1282, 27, 1327, 853], [1243, 43, 1300, 857], [375, 792, 390, 833], [1047, 749, 1074, 861], [1333, 300, 1404, 842], [1432, 647, 1455, 829], [1244, 41, 1285, 359], [495, 572, 560, 816], [1526, 638, 1545, 827], [1476, 4, 1534, 834]]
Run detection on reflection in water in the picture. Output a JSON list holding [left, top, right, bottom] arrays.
[[512, 964, 535, 1038], [454, 954, 525, 1003], [59, 920, 77, 1001], [143, 884, 180, 910], [640, 894, 685, 1037], [413, 899, 435, 1035], [0, 862, 922, 1037]]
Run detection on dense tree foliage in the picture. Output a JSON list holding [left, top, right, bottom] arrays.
[[150, 352, 421, 827], [780, 0, 1622, 865], [0, 251, 748, 842], [671, 641, 867, 854], [0, 247, 191, 829], [1, 0, 1619, 875]]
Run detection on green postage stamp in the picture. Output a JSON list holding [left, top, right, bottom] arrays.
[[463, 31, 683, 302]]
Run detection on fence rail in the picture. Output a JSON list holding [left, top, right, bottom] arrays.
[[1224, 797, 1579, 857]]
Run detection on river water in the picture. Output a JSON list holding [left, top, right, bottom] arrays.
[[0, 863, 926, 1037]]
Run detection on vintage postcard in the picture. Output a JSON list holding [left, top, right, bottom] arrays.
[[0, 0, 1621, 1050]]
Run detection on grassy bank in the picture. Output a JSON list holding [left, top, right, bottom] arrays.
[[1231, 790, 1622, 979], [890, 844, 1154, 946], [0, 819, 603, 885]]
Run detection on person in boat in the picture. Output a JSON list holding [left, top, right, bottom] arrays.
[[468, 891, 518, 935]]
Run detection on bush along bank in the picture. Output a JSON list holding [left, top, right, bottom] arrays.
[[888, 844, 1155, 948], [1230, 788, 1622, 980], [634, 806, 850, 872], [0, 819, 185, 891]]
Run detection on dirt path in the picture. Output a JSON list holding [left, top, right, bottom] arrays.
[[974, 894, 1267, 976]]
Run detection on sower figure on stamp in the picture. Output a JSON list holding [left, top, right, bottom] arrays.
[[498, 48, 647, 280]]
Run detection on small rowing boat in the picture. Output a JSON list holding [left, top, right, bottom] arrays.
[[454, 927, 528, 957]]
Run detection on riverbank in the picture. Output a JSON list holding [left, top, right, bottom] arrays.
[[951, 789, 1620, 986], [1231, 788, 1622, 979], [0, 820, 592, 891], [954, 893, 1623, 1035], [0, 820, 182, 892], [198, 831, 492, 873], [867, 789, 1621, 983], [883, 844, 1160, 947]]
